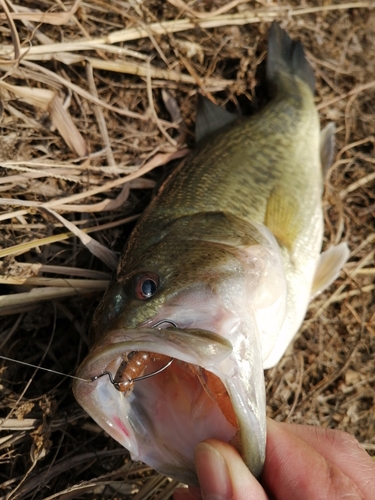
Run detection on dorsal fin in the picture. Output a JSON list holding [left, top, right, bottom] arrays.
[[267, 22, 315, 94], [320, 122, 336, 175], [195, 95, 238, 143]]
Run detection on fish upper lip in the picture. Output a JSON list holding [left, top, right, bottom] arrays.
[[76, 325, 234, 381]]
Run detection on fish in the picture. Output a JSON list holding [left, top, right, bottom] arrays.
[[73, 22, 349, 485]]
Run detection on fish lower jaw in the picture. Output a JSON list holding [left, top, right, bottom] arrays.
[[78, 352, 238, 483]]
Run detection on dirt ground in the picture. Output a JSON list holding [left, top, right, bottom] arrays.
[[0, 1, 374, 498]]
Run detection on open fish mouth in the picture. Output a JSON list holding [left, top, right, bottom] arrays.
[[73, 325, 266, 484]]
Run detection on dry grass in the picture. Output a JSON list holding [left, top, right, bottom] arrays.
[[0, 1, 374, 498]]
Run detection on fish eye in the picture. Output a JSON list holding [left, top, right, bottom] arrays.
[[135, 273, 159, 300]]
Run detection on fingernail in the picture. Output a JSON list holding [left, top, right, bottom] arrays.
[[266, 417, 280, 434], [267, 417, 280, 430], [195, 442, 232, 500]]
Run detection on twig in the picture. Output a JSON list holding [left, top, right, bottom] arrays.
[[0, 149, 189, 222], [0, 0, 81, 25]]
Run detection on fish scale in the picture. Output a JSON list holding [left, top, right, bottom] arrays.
[[125, 92, 321, 262]]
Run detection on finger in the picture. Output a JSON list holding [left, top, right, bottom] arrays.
[[264, 418, 364, 500], [279, 421, 375, 499], [195, 439, 269, 500]]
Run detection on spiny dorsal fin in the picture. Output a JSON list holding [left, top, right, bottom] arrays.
[[320, 122, 336, 175], [195, 95, 238, 143], [267, 22, 315, 94], [311, 242, 350, 299]]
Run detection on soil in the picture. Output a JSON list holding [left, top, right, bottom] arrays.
[[0, 1, 374, 498]]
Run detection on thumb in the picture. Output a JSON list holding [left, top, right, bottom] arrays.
[[194, 440, 268, 500]]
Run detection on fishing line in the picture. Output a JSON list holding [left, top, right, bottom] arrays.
[[0, 355, 90, 383], [0, 319, 180, 386]]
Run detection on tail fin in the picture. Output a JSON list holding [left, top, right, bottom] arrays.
[[267, 22, 315, 94]]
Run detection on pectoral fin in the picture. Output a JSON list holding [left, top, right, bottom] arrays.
[[265, 186, 302, 252], [311, 242, 350, 298]]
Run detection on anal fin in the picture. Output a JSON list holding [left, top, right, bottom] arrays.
[[320, 122, 336, 175], [311, 242, 350, 298]]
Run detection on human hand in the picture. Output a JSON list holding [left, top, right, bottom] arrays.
[[174, 418, 375, 499]]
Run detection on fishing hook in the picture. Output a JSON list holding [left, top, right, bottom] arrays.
[[91, 357, 174, 387], [91, 319, 178, 388], [152, 319, 178, 329]]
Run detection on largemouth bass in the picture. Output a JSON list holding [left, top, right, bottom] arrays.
[[73, 23, 349, 484]]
